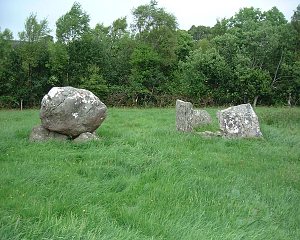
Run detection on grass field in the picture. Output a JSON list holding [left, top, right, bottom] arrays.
[[0, 107, 300, 239]]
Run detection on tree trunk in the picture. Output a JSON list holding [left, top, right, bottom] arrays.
[[253, 96, 259, 108], [288, 92, 292, 107], [28, 63, 32, 87], [66, 72, 69, 86], [176, 99, 194, 132], [272, 50, 284, 87]]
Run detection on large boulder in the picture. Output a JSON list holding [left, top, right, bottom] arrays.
[[217, 103, 263, 138], [40, 87, 107, 137]]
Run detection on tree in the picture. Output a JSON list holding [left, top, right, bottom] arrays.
[[292, 5, 300, 30], [131, 0, 178, 59], [1, 2, 299, 108], [188, 25, 211, 41], [110, 17, 128, 40], [129, 43, 163, 105], [0, 28, 17, 107], [47, 42, 69, 86], [291, 4, 300, 54], [132, 0, 177, 35], [175, 30, 193, 61], [0, 28, 13, 40], [264, 7, 287, 25], [80, 65, 108, 100], [54, 2, 91, 88], [56, 2, 90, 43], [18, 13, 50, 43], [18, 13, 51, 106], [179, 47, 231, 105], [210, 7, 294, 105], [211, 18, 228, 37], [233, 54, 271, 106], [213, 33, 239, 64], [125, 1, 180, 105]]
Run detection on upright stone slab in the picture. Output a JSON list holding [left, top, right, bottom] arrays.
[[176, 100, 194, 132], [217, 103, 263, 138], [176, 99, 212, 132], [192, 110, 212, 128], [40, 86, 107, 137]]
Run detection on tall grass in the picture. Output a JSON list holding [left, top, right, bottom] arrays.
[[0, 107, 299, 239]]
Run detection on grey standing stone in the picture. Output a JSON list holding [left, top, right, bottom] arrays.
[[217, 103, 263, 138], [192, 110, 212, 128], [29, 125, 68, 142], [176, 99, 212, 132], [176, 100, 194, 132], [73, 132, 99, 143], [40, 87, 107, 137]]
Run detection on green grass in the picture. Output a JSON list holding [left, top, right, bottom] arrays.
[[0, 107, 300, 239]]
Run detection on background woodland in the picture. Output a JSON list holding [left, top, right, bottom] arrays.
[[1, 1, 299, 108]]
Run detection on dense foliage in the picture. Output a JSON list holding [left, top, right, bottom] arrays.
[[0, 1, 299, 107]]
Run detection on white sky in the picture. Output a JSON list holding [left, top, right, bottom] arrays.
[[0, 0, 298, 39]]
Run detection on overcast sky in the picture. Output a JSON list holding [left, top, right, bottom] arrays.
[[0, 0, 298, 39]]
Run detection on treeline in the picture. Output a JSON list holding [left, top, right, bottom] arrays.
[[0, 0, 300, 108]]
